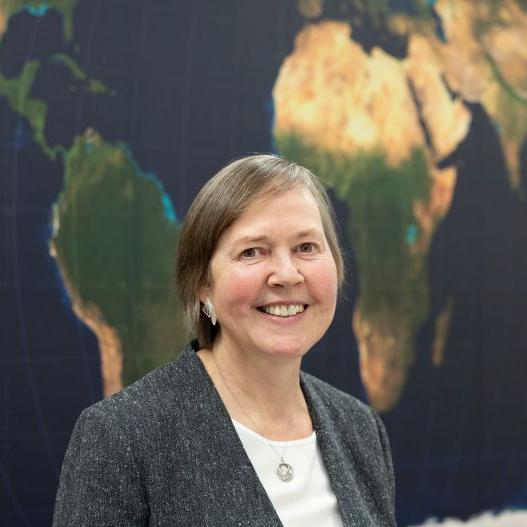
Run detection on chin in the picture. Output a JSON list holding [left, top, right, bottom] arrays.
[[261, 339, 313, 360]]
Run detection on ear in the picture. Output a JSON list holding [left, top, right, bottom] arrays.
[[198, 284, 210, 305], [198, 266, 213, 304]]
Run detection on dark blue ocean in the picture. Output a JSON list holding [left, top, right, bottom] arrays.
[[1, 1, 526, 525]]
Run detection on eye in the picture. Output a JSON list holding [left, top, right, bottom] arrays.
[[298, 242, 316, 253], [240, 247, 260, 259]]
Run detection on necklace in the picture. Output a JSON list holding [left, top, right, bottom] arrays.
[[212, 355, 295, 483]]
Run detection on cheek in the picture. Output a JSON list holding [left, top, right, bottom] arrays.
[[310, 260, 338, 304], [216, 268, 261, 310]]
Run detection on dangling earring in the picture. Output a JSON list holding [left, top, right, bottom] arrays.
[[201, 298, 217, 326]]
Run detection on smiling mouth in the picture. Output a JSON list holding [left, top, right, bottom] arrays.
[[256, 304, 308, 317]]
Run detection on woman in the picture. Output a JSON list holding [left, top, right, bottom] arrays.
[[53, 154, 396, 526]]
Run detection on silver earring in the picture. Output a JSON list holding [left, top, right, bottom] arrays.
[[201, 298, 217, 326]]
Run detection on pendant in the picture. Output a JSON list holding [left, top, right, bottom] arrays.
[[277, 462, 294, 482]]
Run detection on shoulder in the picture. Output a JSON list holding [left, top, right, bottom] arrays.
[[77, 345, 199, 437], [52, 350, 195, 525]]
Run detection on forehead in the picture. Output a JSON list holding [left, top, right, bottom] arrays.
[[220, 186, 325, 243]]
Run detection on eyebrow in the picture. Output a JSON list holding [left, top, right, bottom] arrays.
[[233, 229, 322, 247]]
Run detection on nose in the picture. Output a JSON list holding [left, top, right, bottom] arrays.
[[267, 251, 304, 288]]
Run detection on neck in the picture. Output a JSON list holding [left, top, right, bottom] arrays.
[[198, 333, 313, 440]]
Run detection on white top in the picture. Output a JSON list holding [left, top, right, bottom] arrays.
[[232, 419, 344, 527]]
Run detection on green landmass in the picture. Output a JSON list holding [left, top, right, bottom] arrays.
[[0, 60, 57, 157], [277, 134, 431, 335], [52, 53, 113, 95], [1, 1, 78, 41], [51, 53, 86, 80], [52, 133, 185, 385], [496, 87, 527, 146], [87, 78, 109, 94], [0, 54, 112, 159]]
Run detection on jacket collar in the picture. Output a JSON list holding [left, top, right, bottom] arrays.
[[182, 344, 283, 526], [300, 371, 377, 525], [181, 342, 365, 527]]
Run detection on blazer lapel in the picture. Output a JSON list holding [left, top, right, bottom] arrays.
[[301, 373, 376, 527], [181, 347, 284, 526]]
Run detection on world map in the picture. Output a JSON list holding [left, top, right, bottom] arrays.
[[1, 1, 527, 525]]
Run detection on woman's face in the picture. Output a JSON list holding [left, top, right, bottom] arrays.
[[201, 186, 338, 361]]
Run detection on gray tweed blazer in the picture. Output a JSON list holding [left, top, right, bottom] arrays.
[[53, 342, 396, 526]]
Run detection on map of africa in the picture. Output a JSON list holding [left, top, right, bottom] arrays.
[[1, 1, 527, 526]]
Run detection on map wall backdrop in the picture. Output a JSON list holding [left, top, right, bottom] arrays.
[[1, 1, 526, 525]]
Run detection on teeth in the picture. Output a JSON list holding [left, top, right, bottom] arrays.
[[262, 304, 305, 317]]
